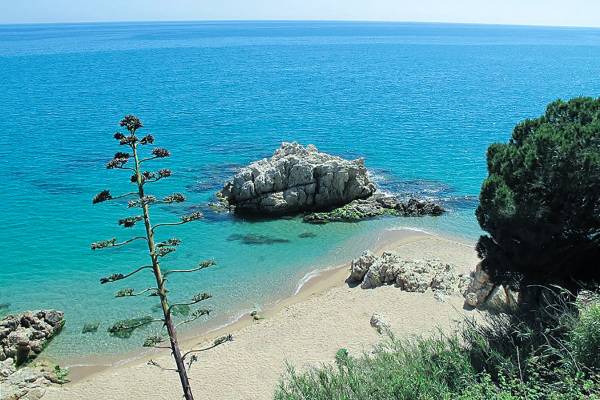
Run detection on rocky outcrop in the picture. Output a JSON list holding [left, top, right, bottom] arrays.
[[348, 251, 470, 296], [1, 358, 66, 400], [462, 263, 518, 310], [0, 311, 64, 365], [463, 263, 496, 308], [303, 194, 444, 224], [219, 142, 376, 215]]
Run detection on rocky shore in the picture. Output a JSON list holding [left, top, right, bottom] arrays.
[[347, 250, 470, 301], [303, 194, 444, 224], [218, 142, 444, 222], [0, 310, 65, 400]]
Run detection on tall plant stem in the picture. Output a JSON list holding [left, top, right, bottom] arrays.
[[131, 143, 194, 400]]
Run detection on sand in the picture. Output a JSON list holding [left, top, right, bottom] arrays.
[[43, 230, 480, 400]]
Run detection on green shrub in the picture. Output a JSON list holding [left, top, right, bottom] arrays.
[[570, 292, 600, 370], [275, 289, 600, 400]]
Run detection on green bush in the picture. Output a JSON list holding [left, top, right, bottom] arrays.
[[570, 292, 600, 370], [275, 289, 600, 400]]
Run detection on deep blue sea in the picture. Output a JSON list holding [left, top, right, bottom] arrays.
[[1, 21, 599, 360]]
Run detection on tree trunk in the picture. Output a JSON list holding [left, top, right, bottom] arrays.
[[132, 143, 194, 400]]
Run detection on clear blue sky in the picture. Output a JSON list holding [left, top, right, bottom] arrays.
[[1, 0, 599, 27]]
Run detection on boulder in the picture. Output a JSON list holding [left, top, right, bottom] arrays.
[[462, 263, 496, 308], [349, 250, 377, 282], [348, 252, 469, 297], [370, 314, 390, 335], [0, 311, 64, 365], [219, 142, 376, 215]]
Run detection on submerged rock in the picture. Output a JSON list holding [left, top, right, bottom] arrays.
[[0, 310, 64, 365], [303, 195, 444, 224], [227, 233, 290, 245], [348, 252, 470, 296], [219, 142, 376, 215]]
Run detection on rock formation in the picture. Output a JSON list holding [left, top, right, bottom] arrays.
[[0, 358, 66, 400], [348, 251, 470, 296], [0, 310, 64, 365], [462, 263, 518, 310], [303, 194, 444, 224], [219, 142, 376, 215]]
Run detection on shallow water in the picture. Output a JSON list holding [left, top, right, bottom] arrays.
[[1, 21, 600, 359]]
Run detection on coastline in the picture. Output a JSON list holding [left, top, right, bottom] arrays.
[[44, 227, 479, 396]]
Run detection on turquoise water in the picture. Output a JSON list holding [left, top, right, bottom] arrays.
[[1, 21, 600, 360]]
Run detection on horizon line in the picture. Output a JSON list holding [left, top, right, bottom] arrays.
[[1, 18, 600, 30]]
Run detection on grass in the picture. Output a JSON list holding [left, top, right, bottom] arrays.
[[275, 288, 600, 400]]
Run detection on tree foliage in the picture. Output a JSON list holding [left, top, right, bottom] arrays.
[[476, 97, 600, 292]]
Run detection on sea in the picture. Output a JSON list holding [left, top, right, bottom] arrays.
[[1, 20, 599, 360]]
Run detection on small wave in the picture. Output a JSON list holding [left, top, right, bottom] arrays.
[[386, 226, 432, 235], [207, 309, 254, 333], [294, 269, 322, 295]]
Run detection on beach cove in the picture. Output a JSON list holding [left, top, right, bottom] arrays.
[[43, 228, 480, 399], [2, 21, 600, 361]]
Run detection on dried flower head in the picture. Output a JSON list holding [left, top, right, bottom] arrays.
[[158, 169, 172, 178], [213, 334, 233, 346], [115, 288, 135, 297], [91, 238, 117, 250], [114, 132, 125, 140], [118, 216, 143, 228], [120, 115, 143, 133], [142, 171, 156, 181], [100, 273, 125, 284], [181, 212, 203, 223], [157, 238, 181, 248], [163, 193, 185, 203], [119, 135, 138, 146], [140, 134, 154, 145], [199, 259, 216, 269], [128, 195, 157, 208], [152, 148, 170, 158], [156, 247, 176, 257], [106, 157, 129, 169], [192, 292, 212, 302], [93, 190, 112, 204]]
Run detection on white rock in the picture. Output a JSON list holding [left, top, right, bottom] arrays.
[[370, 314, 390, 335], [220, 142, 375, 215]]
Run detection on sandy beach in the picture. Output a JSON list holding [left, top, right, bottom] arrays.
[[43, 230, 480, 400]]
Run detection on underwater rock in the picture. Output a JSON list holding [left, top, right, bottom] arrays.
[[298, 232, 317, 239], [227, 234, 290, 245]]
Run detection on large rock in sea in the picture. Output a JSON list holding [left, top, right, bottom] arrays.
[[219, 142, 376, 215]]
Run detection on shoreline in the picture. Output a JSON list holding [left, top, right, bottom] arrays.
[[56, 227, 475, 383]]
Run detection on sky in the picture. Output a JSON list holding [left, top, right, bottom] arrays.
[[1, 0, 600, 27]]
